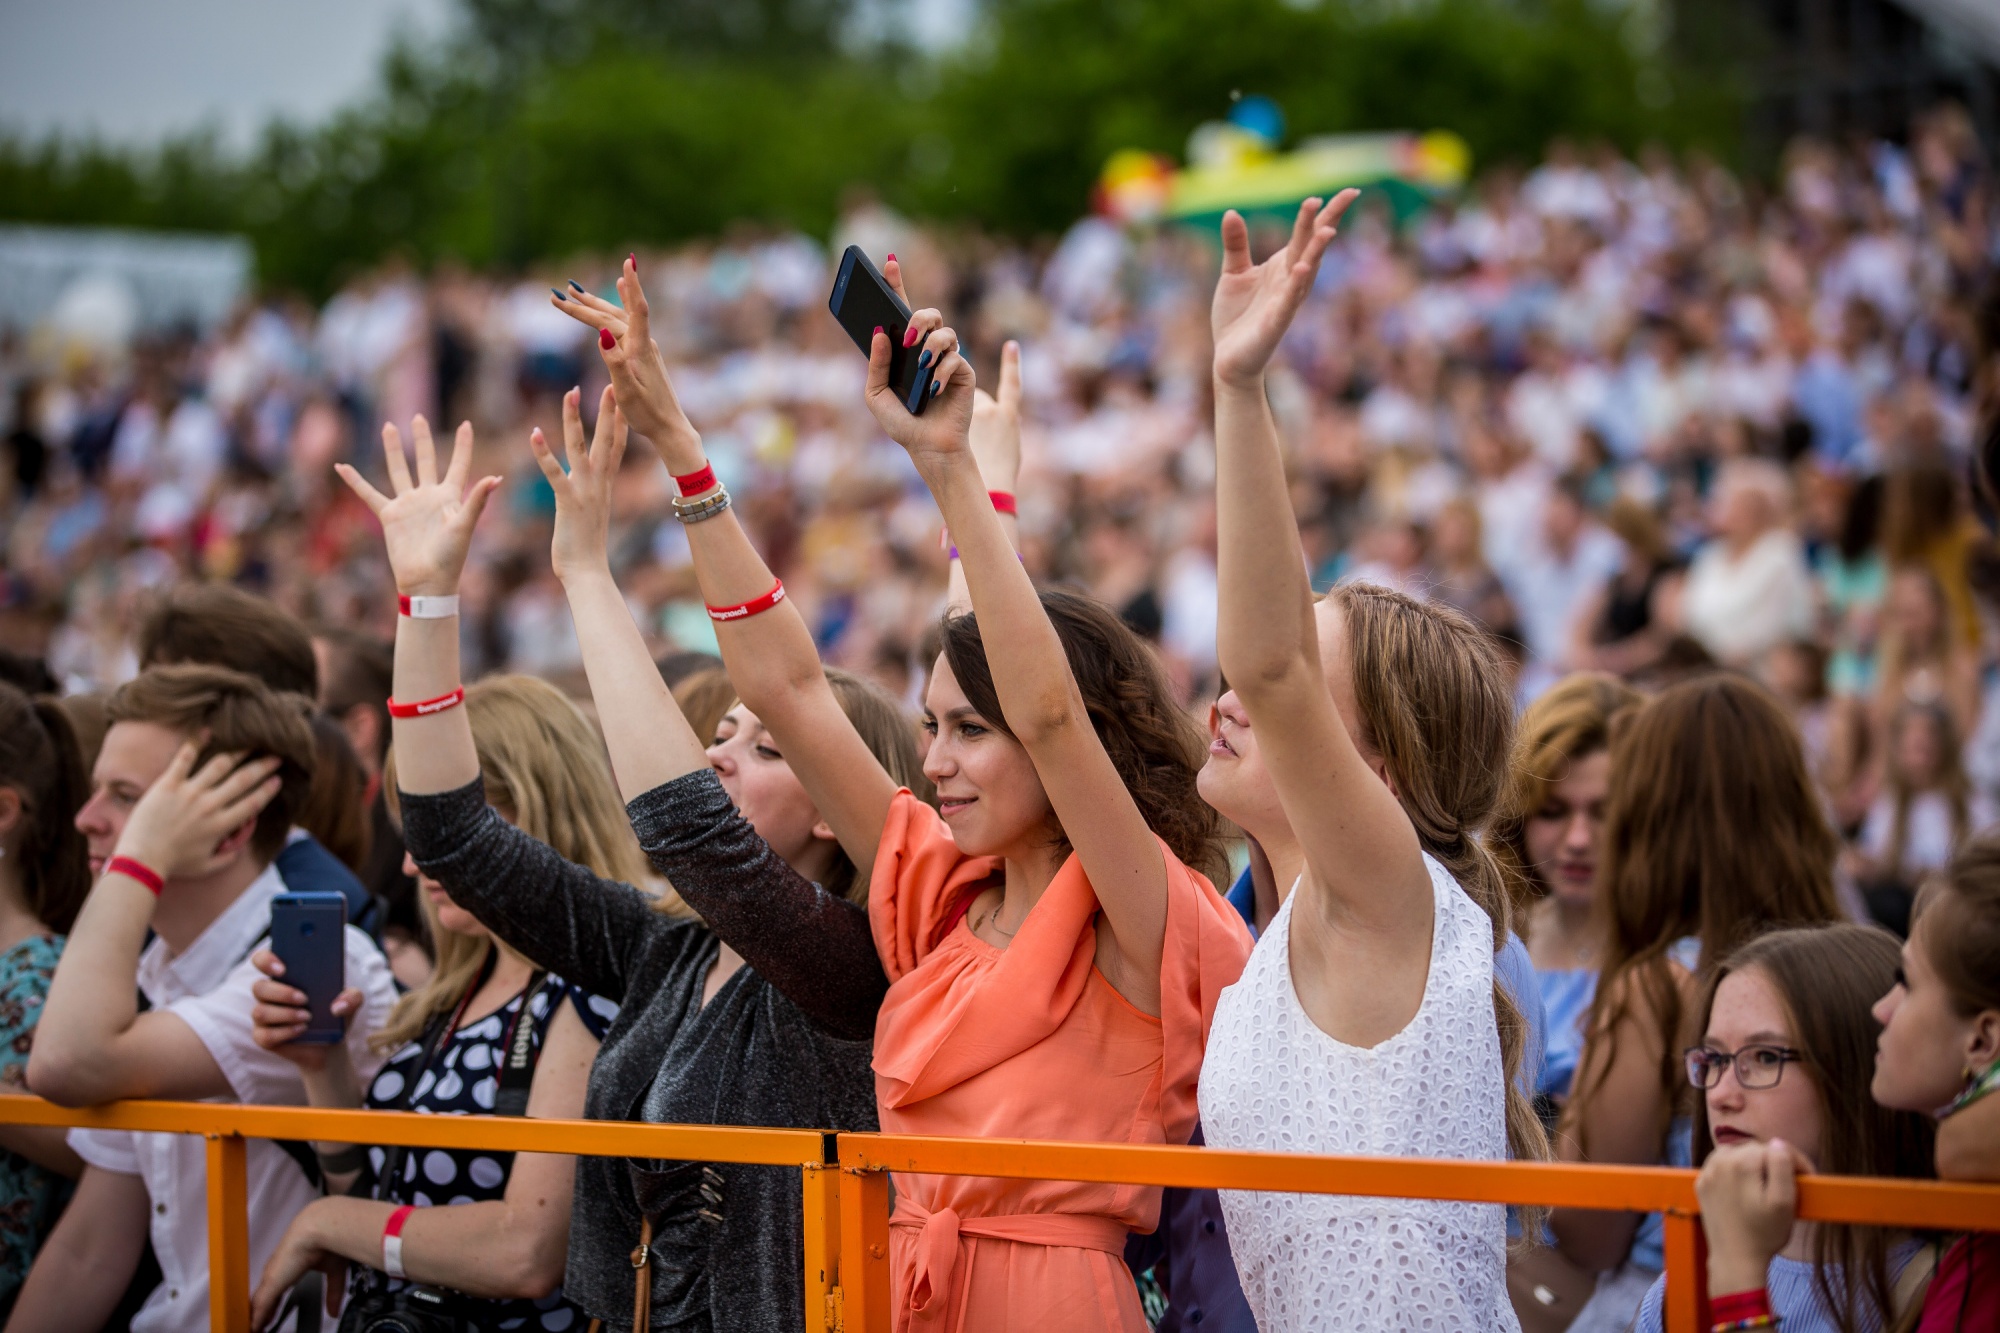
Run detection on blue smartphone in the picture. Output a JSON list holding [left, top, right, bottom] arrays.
[[267, 893, 348, 1045], [828, 246, 938, 416]]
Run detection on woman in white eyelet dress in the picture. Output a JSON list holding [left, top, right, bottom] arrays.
[[1198, 193, 1533, 1333], [1199, 857, 1516, 1331]]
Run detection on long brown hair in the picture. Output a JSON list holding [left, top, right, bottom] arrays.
[[1880, 702, 1973, 878], [1330, 583, 1551, 1182], [1576, 674, 1842, 1113], [940, 587, 1228, 887], [1690, 926, 1935, 1333], [379, 675, 659, 1051], [0, 683, 91, 934], [1489, 672, 1643, 919], [1915, 837, 2000, 1022]]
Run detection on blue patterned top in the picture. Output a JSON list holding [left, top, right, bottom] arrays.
[[1636, 1243, 1923, 1333], [0, 933, 70, 1307]]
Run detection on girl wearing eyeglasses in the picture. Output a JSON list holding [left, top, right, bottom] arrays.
[[1631, 923, 1936, 1333], [1694, 841, 2000, 1332]]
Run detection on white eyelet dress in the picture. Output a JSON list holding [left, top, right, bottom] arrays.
[[1198, 853, 1519, 1332]]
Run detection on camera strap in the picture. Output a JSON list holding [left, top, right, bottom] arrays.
[[376, 951, 546, 1200]]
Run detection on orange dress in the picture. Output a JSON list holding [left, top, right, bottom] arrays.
[[869, 791, 1253, 1332]]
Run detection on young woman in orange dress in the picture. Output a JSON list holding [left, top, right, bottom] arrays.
[[552, 258, 1252, 1332]]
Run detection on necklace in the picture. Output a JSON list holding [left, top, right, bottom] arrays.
[[981, 900, 1021, 938]]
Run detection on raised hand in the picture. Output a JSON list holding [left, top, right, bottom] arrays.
[[114, 742, 284, 881], [335, 417, 501, 597], [527, 385, 628, 582], [248, 950, 364, 1073], [1211, 190, 1358, 389], [864, 310, 977, 471], [549, 257, 701, 466], [968, 339, 1023, 493]]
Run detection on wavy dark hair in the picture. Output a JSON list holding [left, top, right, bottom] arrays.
[[938, 588, 1229, 888]]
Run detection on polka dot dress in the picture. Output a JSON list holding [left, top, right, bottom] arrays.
[[348, 975, 617, 1332]]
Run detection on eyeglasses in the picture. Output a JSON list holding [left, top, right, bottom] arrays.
[[1684, 1044, 1803, 1090]]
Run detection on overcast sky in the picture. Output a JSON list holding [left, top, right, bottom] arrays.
[[0, 0, 456, 148]]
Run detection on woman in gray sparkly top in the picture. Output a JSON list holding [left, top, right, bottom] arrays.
[[334, 402, 927, 1333]]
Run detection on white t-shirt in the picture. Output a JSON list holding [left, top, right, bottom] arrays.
[[69, 862, 397, 1333]]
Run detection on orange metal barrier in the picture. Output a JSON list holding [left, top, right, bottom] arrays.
[[4, 1095, 1998, 1333]]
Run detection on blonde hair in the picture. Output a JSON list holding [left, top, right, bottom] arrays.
[[1330, 584, 1553, 1195], [378, 675, 663, 1051], [1490, 673, 1644, 919]]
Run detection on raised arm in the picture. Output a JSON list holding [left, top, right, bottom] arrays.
[[335, 418, 666, 1000], [550, 260, 899, 881], [863, 312, 1173, 1003], [527, 383, 885, 1037], [1209, 195, 1429, 928], [948, 338, 1024, 614]]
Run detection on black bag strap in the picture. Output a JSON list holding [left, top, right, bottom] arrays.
[[376, 954, 546, 1202]]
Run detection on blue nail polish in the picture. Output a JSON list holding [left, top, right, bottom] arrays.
[[932, 380, 942, 396], [551, 287, 567, 301], [568, 280, 584, 293], [918, 349, 933, 371]]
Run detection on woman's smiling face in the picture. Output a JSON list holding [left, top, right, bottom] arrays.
[[921, 655, 1053, 859]]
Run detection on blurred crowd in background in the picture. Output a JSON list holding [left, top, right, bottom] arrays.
[[3, 100, 1997, 926]]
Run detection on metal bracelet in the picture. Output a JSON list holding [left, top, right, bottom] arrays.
[[672, 488, 732, 524]]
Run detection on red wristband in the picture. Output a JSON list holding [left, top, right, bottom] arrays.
[[386, 687, 466, 718], [382, 1203, 415, 1278], [106, 856, 165, 896], [1709, 1289, 1772, 1324], [673, 463, 718, 497], [988, 490, 1017, 515], [706, 580, 786, 622]]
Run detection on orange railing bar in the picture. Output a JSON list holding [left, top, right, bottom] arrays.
[[6, 1096, 1998, 1333]]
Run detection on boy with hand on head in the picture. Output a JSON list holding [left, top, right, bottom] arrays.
[[138, 582, 381, 937], [10, 665, 396, 1333]]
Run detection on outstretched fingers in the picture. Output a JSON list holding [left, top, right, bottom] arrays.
[[443, 420, 475, 491], [1298, 188, 1361, 274], [381, 423, 414, 494], [560, 387, 587, 474], [1220, 209, 1253, 275], [410, 415, 439, 487], [591, 385, 626, 471], [528, 427, 569, 496], [333, 463, 389, 514], [996, 339, 1022, 411], [616, 255, 651, 349]]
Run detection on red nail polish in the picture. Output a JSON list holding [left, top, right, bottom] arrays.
[[599, 328, 615, 350], [887, 253, 897, 263], [873, 325, 883, 338], [628, 252, 637, 273], [902, 326, 919, 348]]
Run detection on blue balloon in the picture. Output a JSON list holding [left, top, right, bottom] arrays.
[[1228, 95, 1286, 146]]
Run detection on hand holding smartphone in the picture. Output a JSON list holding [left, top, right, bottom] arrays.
[[267, 893, 348, 1044], [828, 246, 938, 417]]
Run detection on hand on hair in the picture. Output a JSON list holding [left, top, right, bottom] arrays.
[[863, 309, 976, 472], [247, 949, 364, 1075], [1210, 191, 1358, 390], [550, 257, 703, 468], [968, 339, 1023, 495], [1695, 1137, 1814, 1295], [528, 385, 628, 584], [112, 741, 283, 883], [336, 417, 501, 598]]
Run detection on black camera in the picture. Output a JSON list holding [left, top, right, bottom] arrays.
[[336, 1285, 473, 1333]]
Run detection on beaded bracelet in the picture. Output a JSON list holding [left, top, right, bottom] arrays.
[[673, 488, 732, 524]]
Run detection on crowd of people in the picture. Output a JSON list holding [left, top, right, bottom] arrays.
[[0, 101, 1997, 1333]]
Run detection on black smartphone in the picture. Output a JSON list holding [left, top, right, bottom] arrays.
[[828, 245, 936, 416], [268, 893, 348, 1045]]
